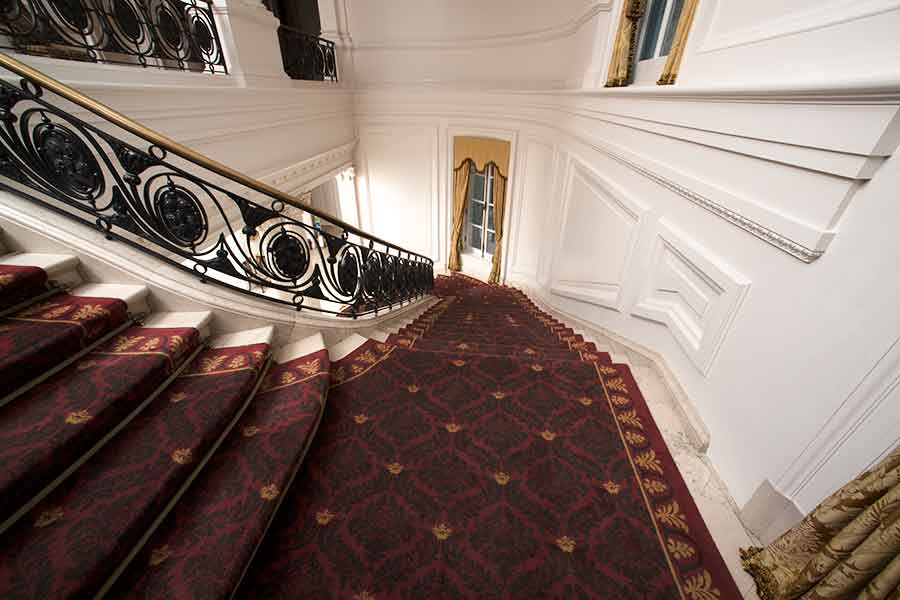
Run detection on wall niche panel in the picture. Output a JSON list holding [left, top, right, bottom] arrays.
[[632, 220, 750, 375], [551, 159, 647, 311]]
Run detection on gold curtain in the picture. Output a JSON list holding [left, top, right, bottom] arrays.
[[447, 164, 470, 272], [453, 137, 511, 176], [657, 0, 699, 85], [449, 136, 511, 277], [741, 449, 900, 600], [605, 0, 647, 87], [488, 174, 507, 284]]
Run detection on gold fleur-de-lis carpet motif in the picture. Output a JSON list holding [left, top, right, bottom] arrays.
[[0, 271, 739, 599], [0, 292, 129, 398], [111, 349, 330, 599], [240, 275, 742, 599], [0, 264, 48, 312], [0, 326, 201, 532]]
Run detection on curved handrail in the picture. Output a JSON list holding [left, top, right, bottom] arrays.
[[0, 52, 434, 317], [0, 53, 425, 261]]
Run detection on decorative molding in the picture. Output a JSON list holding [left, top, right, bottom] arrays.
[[551, 158, 647, 310], [700, 0, 900, 54], [632, 219, 750, 375], [601, 148, 824, 263], [261, 140, 357, 192], [350, 1, 612, 50], [352, 93, 900, 262]]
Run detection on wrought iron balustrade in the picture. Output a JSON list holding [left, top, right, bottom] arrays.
[[0, 0, 227, 73], [277, 25, 336, 82], [0, 53, 433, 316]]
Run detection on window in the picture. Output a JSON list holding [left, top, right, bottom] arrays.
[[638, 0, 685, 61], [464, 163, 497, 257]]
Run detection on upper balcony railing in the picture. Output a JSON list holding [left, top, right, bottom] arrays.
[[0, 0, 227, 74], [0, 52, 433, 316], [277, 25, 336, 82]]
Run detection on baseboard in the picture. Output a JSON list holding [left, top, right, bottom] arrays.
[[740, 479, 804, 546]]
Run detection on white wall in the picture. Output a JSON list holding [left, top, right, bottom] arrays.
[[345, 0, 612, 89], [352, 0, 900, 523]]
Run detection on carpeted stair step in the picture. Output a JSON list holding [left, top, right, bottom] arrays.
[[384, 335, 613, 364], [239, 339, 741, 599], [0, 326, 274, 600], [393, 330, 597, 355], [113, 334, 331, 600], [0, 283, 149, 400], [0, 252, 82, 313], [0, 311, 210, 532]]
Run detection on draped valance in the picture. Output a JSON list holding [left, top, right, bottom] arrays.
[[453, 136, 510, 177]]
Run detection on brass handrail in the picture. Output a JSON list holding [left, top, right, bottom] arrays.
[[0, 52, 427, 261]]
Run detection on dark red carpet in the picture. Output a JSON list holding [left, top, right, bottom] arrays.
[[0, 294, 128, 397], [116, 349, 331, 600], [0, 326, 199, 523], [0, 264, 48, 312], [239, 275, 741, 599], [0, 343, 268, 599]]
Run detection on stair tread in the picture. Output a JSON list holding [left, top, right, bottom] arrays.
[[237, 277, 742, 598], [0, 326, 201, 525], [0, 252, 79, 272], [0, 343, 269, 599], [0, 294, 130, 398], [0, 264, 49, 312], [388, 337, 613, 364], [114, 350, 330, 600]]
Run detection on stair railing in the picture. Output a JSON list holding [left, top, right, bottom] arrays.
[[277, 25, 338, 82], [0, 0, 227, 74], [0, 52, 434, 317]]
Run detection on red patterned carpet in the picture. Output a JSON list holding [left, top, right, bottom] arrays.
[[240, 275, 741, 599], [0, 268, 740, 599]]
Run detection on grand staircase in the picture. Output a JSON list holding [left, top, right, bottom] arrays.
[[0, 235, 743, 598]]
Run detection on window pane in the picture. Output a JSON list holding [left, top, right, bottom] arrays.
[[469, 166, 485, 202], [639, 0, 666, 60], [660, 0, 684, 56], [487, 204, 494, 230], [469, 225, 482, 252], [486, 230, 496, 256], [469, 200, 484, 226]]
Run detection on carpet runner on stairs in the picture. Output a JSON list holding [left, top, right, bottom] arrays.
[[0, 324, 203, 529], [238, 275, 742, 599], [0, 337, 271, 599], [0, 264, 48, 312], [0, 257, 742, 598], [0, 293, 132, 399], [113, 343, 331, 600]]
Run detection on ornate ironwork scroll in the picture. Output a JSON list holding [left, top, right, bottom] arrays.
[[0, 60, 433, 316], [277, 25, 336, 82], [0, 0, 227, 73]]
